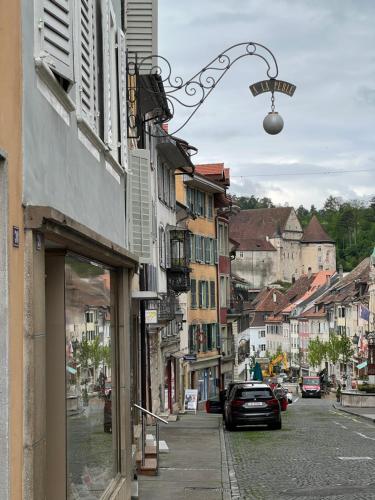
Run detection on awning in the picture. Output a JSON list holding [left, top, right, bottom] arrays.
[[356, 361, 368, 369]]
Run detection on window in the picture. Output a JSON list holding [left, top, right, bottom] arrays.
[[218, 223, 228, 256], [188, 325, 197, 353], [205, 237, 211, 263], [260, 344, 266, 352], [190, 234, 195, 263], [210, 281, 216, 308], [197, 191, 205, 216], [102, 0, 119, 159], [198, 281, 209, 308], [65, 255, 115, 497], [220, 276, 226, 307], [195, 235, 201, 262], [159, 226, 166, 268], [191, 279, 197, 308], [202, 324, 208, 352], [207, 195, 213, 218]]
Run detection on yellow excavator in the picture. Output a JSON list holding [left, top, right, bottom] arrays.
[[263, 352, 289, 377]]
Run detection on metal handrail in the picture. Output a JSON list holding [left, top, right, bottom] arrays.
[[134, 403, 169, 424], [133, 404, 169, 471]]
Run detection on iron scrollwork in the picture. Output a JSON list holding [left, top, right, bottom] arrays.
[[127, 42, 279, 138]]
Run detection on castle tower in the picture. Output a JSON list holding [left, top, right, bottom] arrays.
[[300, 215, 336, 274]]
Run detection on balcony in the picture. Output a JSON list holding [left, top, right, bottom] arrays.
[[227, 300, 244, 317], [147, 293, 177, 324], [167, 228, 191, 293]]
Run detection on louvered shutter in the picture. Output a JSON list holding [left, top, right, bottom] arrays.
[[77, 0, 98, 130], [40, 0, 74, 82], [117, 28, 128, 168], [101, 0, 118, 154], [128, 149, 152, 262], [165, 230, 171, 269]]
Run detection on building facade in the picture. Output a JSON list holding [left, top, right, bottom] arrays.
[[230, 208, 336, 288]]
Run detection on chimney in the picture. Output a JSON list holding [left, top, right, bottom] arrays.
[[273, 292, 277, 303], [339, 264, 343, 279], [308, 267, 312, 279]]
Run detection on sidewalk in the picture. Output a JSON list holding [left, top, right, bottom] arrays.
[[333, 403, 375, 423], [138, 413, 231, 500]]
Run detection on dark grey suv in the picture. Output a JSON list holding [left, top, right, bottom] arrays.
[[224, 383, 281, 431]]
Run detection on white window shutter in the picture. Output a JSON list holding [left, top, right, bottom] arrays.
[[101, 0, 117, 153], [165, 230, 171, 269], [77, 0, 98, 131], [128, 149, 152, 262], [40, 0, 74, 82], [117, 28, 128, 169]]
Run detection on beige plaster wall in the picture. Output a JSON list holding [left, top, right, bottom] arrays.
[[0, 0, 24, 497]]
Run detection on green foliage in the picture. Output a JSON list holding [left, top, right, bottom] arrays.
[[308, 333, 354, 367], [230, 194, 375, 271], [233, 195, 274, 210], [307, 337, 327, 367], [357, 384, 375, 393]]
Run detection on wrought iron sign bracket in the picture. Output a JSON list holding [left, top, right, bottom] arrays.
[[126, 42, 296, 139]]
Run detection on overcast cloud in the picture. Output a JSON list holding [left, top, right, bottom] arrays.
[[159, 0, 375, 208]]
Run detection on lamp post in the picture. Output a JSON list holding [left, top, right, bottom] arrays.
[[127, 42, 296, 138]]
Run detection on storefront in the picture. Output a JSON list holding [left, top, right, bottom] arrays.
[[24, 208, 138, 500]]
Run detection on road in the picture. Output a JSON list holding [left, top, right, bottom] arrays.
[[225, 396, 375, 500]]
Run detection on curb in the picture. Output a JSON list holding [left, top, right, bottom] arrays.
[[332, 403, 375, 423], [221, 426, 241, 500], [219, 423, 232, 500]]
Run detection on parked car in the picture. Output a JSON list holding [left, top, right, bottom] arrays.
[[224, 383, 282, 431], [206, 391, 225, 413]]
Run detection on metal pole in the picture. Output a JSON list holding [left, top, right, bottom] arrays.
[[142, 413, 146, 466], [156, 421, 160, 472]]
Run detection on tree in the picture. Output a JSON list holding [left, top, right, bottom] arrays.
[[307, 337, 327, 368], [326, 334, 342, 365]]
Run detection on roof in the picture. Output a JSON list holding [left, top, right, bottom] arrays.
[[195, 163, 230, 187], [316, 258, 370, 306], [251, 287, 288, 312], [229, 207, 293, 251], [301, 215, 335, 244]]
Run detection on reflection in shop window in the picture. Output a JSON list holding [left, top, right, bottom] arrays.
[[65, 255, 116, 499]]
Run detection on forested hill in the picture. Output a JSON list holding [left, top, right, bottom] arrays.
[[231, 195, 375, 272]]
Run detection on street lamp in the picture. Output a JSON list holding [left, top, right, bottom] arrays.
[[127, 42, 296, 138]]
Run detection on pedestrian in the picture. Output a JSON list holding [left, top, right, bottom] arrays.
[[336, 382, 341, 403]]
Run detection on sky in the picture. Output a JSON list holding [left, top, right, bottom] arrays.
[[158, 0, 375, 209]]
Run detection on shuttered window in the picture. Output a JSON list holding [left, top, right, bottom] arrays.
[[210, 281, 216, 309], [40, 0, 74, 82], [102, 0, 119, 158], [117, 29, 128, 168], [128, 149, 151, 262], [77, 0, 98, 130], [191, 279, 197, 308]]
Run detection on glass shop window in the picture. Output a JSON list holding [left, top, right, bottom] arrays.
[[65, 255, 116, 499]]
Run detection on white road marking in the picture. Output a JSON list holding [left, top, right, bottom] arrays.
[[293, 397, 299, 403], [355, 431, 375, 441], [333, 421, 347, 429], [338, 456, 372, 460]]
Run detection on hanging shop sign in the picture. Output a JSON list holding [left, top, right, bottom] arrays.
[[183, 354, 197, 362], [145, 309, 158, 324], [250, 79, 296, 97]]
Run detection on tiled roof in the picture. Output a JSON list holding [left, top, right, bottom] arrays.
[[301, 215, 335, 243], [229, 207, 293, 251], [195, 163, 230, 187]]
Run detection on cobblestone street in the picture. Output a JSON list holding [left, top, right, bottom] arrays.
[[225, 397, 375, 500]]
